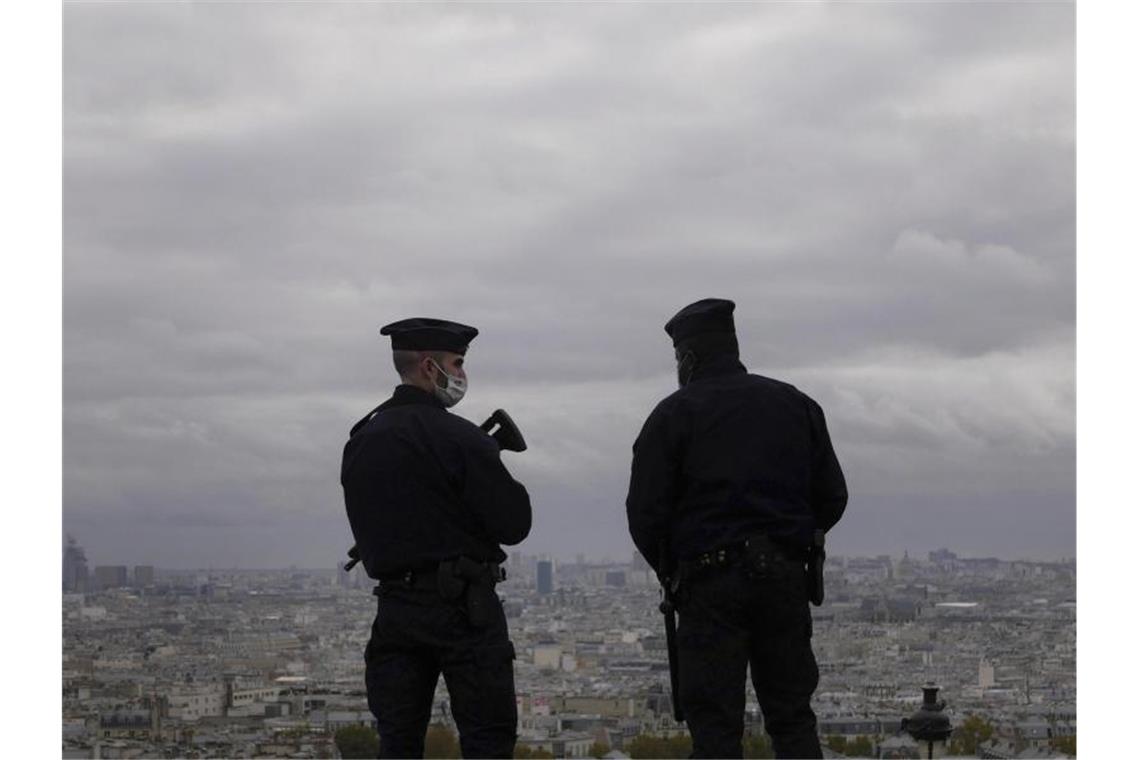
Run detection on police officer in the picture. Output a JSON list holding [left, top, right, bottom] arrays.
[[341, 318, 532, 758], [626, 299, 847, 759]]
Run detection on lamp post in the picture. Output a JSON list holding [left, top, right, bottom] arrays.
[[902, 683, 953, 759]]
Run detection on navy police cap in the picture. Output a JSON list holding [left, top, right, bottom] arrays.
[[663, 298, 736, 345], [379, 318, 478, 355]]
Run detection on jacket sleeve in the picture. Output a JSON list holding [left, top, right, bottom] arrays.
[[626, 401, 684, 575], [807, 398, 847, 533], [460, 431, 533, 546]]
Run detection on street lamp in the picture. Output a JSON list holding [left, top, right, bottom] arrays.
[[902, 683, 953, 759]]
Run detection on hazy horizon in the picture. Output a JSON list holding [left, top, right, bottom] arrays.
[[62, 545, 1078, 575]]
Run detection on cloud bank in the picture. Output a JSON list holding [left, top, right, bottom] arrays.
[[64, 3, 1074, 567]]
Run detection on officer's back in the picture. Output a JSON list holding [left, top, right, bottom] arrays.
[[343, 393, 529, 578], [636, 359, 845, 560], [341, 317, 530, 759], [626, 298, 847, 760]]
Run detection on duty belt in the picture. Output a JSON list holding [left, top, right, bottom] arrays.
[[678, 543, 749, 575], [678, 535, 806, 578], [372, 565, 438, 594], [372, 559, 505, 596]]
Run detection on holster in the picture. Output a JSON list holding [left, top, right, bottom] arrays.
[[438, 556, 504, 628]]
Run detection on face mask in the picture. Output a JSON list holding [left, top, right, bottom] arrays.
[[429, 359, 467, 407]]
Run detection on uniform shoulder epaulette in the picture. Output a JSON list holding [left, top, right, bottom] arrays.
[[348, 403, 386, 438]]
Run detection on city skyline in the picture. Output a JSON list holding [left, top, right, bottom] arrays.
[[61, 532, 1075, 574], [63, 548, 1076, 758], [64, 3, 1075, 568]]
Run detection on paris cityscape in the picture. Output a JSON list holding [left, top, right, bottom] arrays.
[[62, 537, 1075, 758], [58, 4, 1081, 757]]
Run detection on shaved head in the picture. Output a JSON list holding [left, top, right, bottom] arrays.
[[392, 350, 423, 381], [392, 349, 455, 382]]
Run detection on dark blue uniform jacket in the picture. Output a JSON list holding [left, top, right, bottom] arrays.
[[341, 384, 532, 578], [626, 356, 847, 573]]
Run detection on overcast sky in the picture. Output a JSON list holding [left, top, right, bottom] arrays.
[[63, 2, 1074, 570]]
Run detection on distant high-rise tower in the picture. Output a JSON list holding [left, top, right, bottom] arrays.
[[133, 565, 155, 588], [63, 535, 89, 593], [93, 565, 129, 590], [978, 659, 995, 689], [337, 561, 353, 589], [536, 559, 554, 595]]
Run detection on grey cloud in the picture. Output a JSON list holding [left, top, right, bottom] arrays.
[[64, 3, 1074, 567]]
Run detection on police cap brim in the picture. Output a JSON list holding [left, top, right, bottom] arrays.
[[379, 318, 478, 355], [664, 298, 736, 345]]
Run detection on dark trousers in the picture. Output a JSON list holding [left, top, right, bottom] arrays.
[[364, 582, 518, 759], [676, 563, 822, 759]]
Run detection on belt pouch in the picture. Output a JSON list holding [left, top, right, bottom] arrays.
[[745, 536, 778, 579], [437, 560, 467, 600]]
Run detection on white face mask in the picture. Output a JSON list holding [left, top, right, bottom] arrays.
[[429, 359, 467, 407]]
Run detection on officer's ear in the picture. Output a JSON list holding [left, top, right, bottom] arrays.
[[677, 350, 698, 386], [422, 353, 449, 388]]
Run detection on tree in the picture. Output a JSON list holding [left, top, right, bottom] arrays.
[[825, 735, 848, 754], [626, 735, 663, 759], [948, 715, 995, 756], [626, 733, 692, 759], [847, 735, 875, 757], [424, 724, 461, 759], [1051, 735, 1076, 756], [742, 733, 774, 758], [589, 741, 611, 758], [334, 725, 379, 759], [514, 744, 555, 759]]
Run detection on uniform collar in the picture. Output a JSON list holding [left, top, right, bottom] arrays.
[[348, 384, 445, 438], [389, 383, 446, 409], [689, 354, 747, 383]]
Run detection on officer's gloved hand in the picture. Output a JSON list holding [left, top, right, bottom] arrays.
[[479, 409, 527, 452]]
